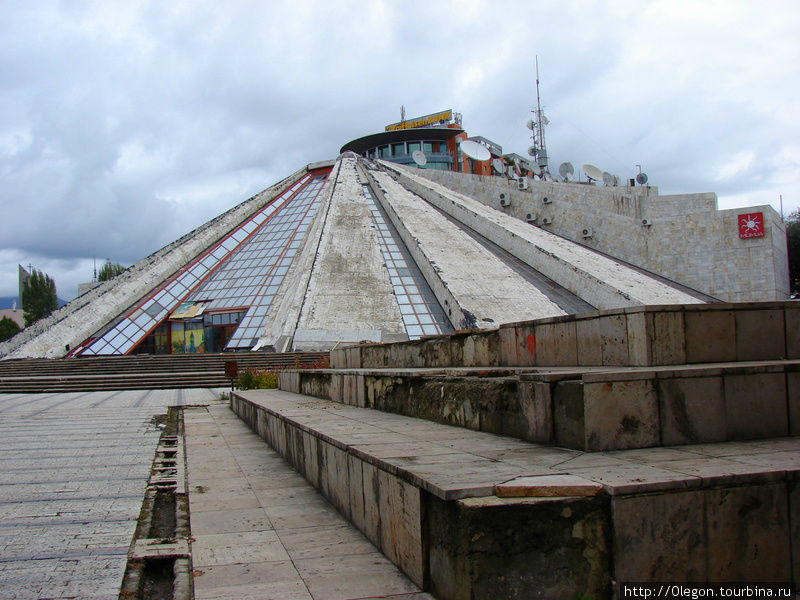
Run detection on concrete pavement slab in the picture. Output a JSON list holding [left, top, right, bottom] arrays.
[[184, 402, 426, 600]]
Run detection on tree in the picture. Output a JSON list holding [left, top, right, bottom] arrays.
[[787, 210, 800, 295], [0, 316, 20, 342], [22, 268, 58, 327], [98, 260, 126, 282]]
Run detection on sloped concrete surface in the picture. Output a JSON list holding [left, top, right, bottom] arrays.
[[367, 164, 568, 328], [383, 160, 706, 309], [295, 157, 407, 348]]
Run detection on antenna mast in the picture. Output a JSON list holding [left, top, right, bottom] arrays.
[[530, 56, 550, 179]]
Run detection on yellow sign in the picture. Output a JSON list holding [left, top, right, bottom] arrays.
[[385, 109, 453, 131]]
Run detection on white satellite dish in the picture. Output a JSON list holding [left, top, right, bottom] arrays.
[[460, 139, 491, 161], [558, 162, 574, 180], [582, 164, 603, 182], [527, 145, 538, 157], [526, 119, 535, 130], [411, 150, 427, 166], [492, 158, 505, 174], [612, 174, 620, 186], [636, 172, 649, 185], [602, 171, 614, 186]]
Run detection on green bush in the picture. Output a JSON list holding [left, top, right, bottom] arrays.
[[236, 368, 278, 390]]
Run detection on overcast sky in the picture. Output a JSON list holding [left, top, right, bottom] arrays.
[[1, 0, 798, 300]]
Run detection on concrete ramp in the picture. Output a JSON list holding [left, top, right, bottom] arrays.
[[381, 160, 708, 310]]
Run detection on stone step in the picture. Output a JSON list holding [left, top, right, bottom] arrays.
[[231, 388, 799, 599], [278, 360, 800, 451], [331, 302, 800, 370], [0, 351, 328, 393]]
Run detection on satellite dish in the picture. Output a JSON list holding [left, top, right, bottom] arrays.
[[612, 174, 620, 186], [460, 139, 491, 161], [526, 119, 535, 130], [541, 115, 550, 125], [602, 171, 614, 186], [636, 172, 649, 185], [582, 164, 603, 182], [492, 158, 505, 174], [411, 150, 427, 166], [528, 146, 539, 157], [558, 162, 574, 180]]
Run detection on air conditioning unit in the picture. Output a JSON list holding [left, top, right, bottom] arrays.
[[542, 196, 551, 204], [541, 217, 552, 225], [525, 213, 538, 222], [582, 227, 593, 238], [517, 177, 528, 190], [641, 219, 652, 227], [500, 197, 511, 207]]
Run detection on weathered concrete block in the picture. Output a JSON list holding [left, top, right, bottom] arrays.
[[705, 483, 791, 581], [463, 331, 497, 367], [651, 309, 686, 365], [347, 454, 366, 533], [302, 431, 320, 488], [495, 474, 603, 498], [735, 308, 785, 361], [658, 376, 726, 445], [626, 311, 652, 367], [685, 309, 736, 363], [360, 461, 382, 549], [518, 381, 553, 444], [377, 470, 424, 587], [323, 444, 350, 520], [552, 380, 585, 449], [498, 326, 519, 366], [425, 494, 612, 600], [790, 475, 800, 590], [278, 370, 300, 393], [536, 320, 578, 366], [612, 489, 707, 582], [786, 306, 800, 359], [584, 379, 660, 451], [576, 314, 629, 366], [789, 370, 800, 435], [723, 372, 788, 439]]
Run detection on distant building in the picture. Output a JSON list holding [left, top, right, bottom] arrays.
[[0, 113, 788, 359], [0, 307, 24, 329]]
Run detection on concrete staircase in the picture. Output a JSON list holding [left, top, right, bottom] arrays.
[[230, 301, 800, 599], [0, 351, 328, 393]]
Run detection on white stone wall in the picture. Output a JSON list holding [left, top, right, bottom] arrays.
[[411, 168, 789, 302]]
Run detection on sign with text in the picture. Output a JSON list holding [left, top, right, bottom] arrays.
[[738, 212, 765, 239], [385, 109, 453, 131]]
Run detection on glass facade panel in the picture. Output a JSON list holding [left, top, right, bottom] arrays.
[[81, 172, 327, 355]]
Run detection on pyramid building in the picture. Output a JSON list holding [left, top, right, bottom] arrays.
[[0, 113, 788, 360]]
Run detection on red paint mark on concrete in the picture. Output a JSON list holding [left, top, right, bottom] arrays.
[[526, 334, 536, 360]]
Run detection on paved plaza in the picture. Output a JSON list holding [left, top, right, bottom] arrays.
[[0, 389, 429, 600], [0, 389, 218, 599]]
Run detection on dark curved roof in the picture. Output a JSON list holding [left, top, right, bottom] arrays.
[[340, 127, 464, 154]]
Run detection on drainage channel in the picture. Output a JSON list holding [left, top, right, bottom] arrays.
[[119, 407, 192, 600]]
